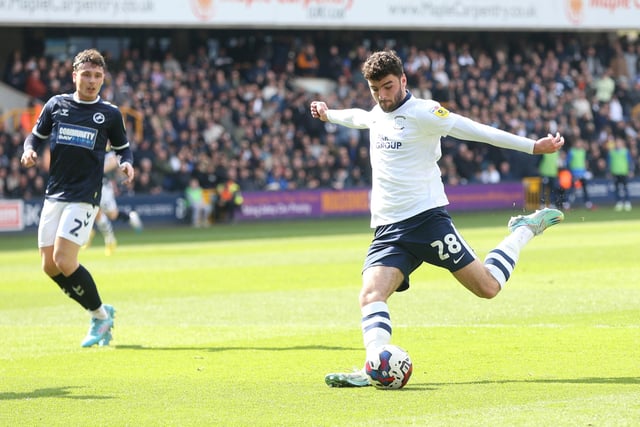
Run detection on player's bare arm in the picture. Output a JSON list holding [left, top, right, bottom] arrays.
[[533, 132, 564, 154]]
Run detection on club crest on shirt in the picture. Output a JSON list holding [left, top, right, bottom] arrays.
[[430, 105, 450, 118], [393, 115, 406, 130], [93, 112, 105, 124]]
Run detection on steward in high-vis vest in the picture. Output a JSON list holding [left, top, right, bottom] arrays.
[[567, 139, 593, 209], [538, 151, 561, 208], [213, 175, 244, 223], [608, 138, 633, 211]]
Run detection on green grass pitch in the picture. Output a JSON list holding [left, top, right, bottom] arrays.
[[1, 208, 639, 426]]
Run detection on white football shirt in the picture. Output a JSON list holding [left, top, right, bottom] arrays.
[[326, 95, 535, 227]]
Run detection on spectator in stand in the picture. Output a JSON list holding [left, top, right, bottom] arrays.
[[322, 45, 347, 80], [2, 31, 640, 205], [498, 161, 515, 181], [453, 143, 479, 183], [404, 46, 431, 86], [584, 45, 604, 78], [265, 164, 289, 190], [149, 145, 175, 191], [623, 41, 638, 84], [20, 98, 43, 134], [588, 144, 609, 179], [4, 158, 23, 197], [0, 131, 10, 168], [295, 43, 320, 77], [25, 68, 48, 100], [0, 167, 6, 198], [480, 162, 501, 184], [594, 68, 616, 103], [135, 157, 163, 194], [4, 53, 26, 91]]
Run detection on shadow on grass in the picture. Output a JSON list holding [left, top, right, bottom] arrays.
[[413, 376, 640, 389], [351, 376, 640, 392], [117, 344, 361, 352], [0, 386, 114, 401]]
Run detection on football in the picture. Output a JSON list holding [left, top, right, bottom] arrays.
[[365, 344, 413, 389]]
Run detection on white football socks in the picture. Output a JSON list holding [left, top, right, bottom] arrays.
[[484, 226, 534, 287], [361, 301, 392, 358], [89, 305, 108, 320]]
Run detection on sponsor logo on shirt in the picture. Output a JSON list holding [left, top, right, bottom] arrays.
[[57, 123, 97, 150], [375, 135, 402, 150], [430, 105, 450, 118]]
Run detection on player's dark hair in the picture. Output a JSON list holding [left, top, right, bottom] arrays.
[[362, 50, 404, 81], [73, 49, 106, 71]]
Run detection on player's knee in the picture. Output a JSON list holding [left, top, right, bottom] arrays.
[[52, 252, 77, 276], [42, 262, 58, 277], [359, 287, 383, 306], [473, 281, 500, 299], [40, 252, 58, 277], [476, 288, 499, 299]]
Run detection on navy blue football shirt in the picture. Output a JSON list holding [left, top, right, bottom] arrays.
[[26, 93, 133, 205]]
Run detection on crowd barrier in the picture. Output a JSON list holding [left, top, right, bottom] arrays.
[[2, 179, 638, 232]]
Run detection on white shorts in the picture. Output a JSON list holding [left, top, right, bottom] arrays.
[[100, 181, 118, 213], [38, 199, 99, 247]]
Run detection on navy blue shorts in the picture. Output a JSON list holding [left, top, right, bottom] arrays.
[[363, 207, 477, 292]]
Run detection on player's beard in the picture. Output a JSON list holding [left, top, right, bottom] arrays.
[[378, 88, 405, 113]]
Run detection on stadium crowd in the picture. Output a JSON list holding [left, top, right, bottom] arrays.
[[1, 31, 639, 205]]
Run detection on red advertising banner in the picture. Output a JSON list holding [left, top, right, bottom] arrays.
[[0, 200, 24, 231]]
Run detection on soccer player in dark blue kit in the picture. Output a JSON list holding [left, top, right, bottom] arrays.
[[20, 49, 134, 347]]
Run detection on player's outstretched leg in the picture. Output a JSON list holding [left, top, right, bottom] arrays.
[[81, 304, 116, 347], [325, 369, 371, 388], [485, 208, 564, 288], [104, 236, 117, 256], [507, 207, 564, 235], [128, 211, 143, 232]]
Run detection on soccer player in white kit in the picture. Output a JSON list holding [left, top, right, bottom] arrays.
[[310, 50, 565, 388], [87, 150, 143, 256]]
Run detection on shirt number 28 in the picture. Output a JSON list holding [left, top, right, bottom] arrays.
[[430, 233, 462, 261]]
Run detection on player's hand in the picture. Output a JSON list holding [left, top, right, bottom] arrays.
[[533, 132, 564, 154], [20, 149, 38, 168], [310, 101, 329, 121], [120, 162, 135, 185]]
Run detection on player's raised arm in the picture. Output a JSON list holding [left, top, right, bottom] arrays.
[[533, 132, 565, 154], [310, 101, 371, 129], [310, 101, 329, 121]]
